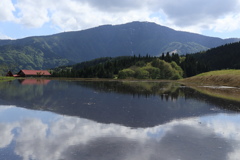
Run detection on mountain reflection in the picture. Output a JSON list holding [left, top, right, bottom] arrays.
[[0, 105, 238, 160], [0, 80, 239, 128]]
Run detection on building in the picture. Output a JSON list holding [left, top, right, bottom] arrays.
[[7, 70, 51, 77], [6, 71, 19, 77], [6, 71, 14, 76], [17, 70, 51, 77]]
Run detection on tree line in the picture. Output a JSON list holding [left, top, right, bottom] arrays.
[[193, 42, 240, 70], [51, 53, 209, 79]]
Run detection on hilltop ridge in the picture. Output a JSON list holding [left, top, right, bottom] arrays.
[[0, 21, 239, 71]]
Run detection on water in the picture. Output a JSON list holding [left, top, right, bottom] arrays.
[[0, 79, 240, 160]]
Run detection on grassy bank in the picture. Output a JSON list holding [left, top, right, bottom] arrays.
[[179, 70, 240, 102], [0, 76, 15, 82], [181, 69, 240, 87]]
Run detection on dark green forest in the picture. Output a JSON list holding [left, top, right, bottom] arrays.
[[51, 53, 209, 79], [193, 41, 240, 70]]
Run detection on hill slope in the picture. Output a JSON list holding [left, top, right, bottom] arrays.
[[193, 41, 240, 70], [182, 70, 240, 87], [0, 21, 239, 71]]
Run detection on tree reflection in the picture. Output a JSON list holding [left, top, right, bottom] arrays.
[[0, 80, 239, 128], [75, 81, 184, 101]]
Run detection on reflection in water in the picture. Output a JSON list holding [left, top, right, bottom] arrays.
[[18, 79, 51, 85], [75, 81, 182, 100], [0, 80, 240, 159], [0, 80, 239, 128], [190, 85, 240, 102], [0, 105, 239, 160]]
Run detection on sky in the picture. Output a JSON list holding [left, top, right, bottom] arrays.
[[1, 0, 240, 40]]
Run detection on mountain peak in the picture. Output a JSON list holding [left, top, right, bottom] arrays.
[[0, 21, 239, 70]]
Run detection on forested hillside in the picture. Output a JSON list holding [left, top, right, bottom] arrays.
[[193, 41, 240, 70], [0, 45, 72, 73], [0, 21, 239, 72], [52, 53, 208, 79]]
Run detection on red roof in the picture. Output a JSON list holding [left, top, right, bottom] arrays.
[[19, 70, 51, 76]]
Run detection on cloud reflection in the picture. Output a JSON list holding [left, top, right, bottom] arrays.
[[0, 106, 239, 160], [0, 123, 16, 148], [0, 105, 15, 112]]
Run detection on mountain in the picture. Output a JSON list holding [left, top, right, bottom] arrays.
[[193, 41, 240, 70], [0, 21, 239, 71]]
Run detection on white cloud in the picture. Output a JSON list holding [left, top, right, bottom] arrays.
[[2, 0, 240, 38], [148, 0, 240, 34], [0, 0, 16, 21], [15, 0, 50, 28], [50, 1, 99, 31], [157, 0, 239, 26], [213, 14, 240, 32], [79, 0, 143, 12], [49, 0, 154, 32]]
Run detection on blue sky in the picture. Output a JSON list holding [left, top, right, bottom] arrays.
[[1, 0, 240, 39]]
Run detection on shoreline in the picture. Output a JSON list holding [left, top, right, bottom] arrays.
[[1, 75, 240, 102]]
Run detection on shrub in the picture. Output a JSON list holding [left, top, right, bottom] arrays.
[[118, 69, 135, 79], [134, 68, 149, 79], [170, 70, 182, 80], [152, 59, 183, 79], [171, 61, 183, 77], [142, 66, 160, 79], [135, 61, 146, 67]]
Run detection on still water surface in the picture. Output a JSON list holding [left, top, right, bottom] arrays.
[[0, 79, 240, 160]]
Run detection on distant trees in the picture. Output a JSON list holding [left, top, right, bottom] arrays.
[[180, 54, 209, 77], [112, 57, 184, 80], [159, 52, 180, 64], [151, 59, 183, 79], [52, 53, 209, 79], [53, 55, 155, 78], [118, 69, 135, 79], [0, 63, 17, 76], [193, 41, 240, 70]]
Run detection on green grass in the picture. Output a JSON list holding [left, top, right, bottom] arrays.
[[196, 69, 240, 76], [182, 69, 240, 87], [0, 76, 15, 82]]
